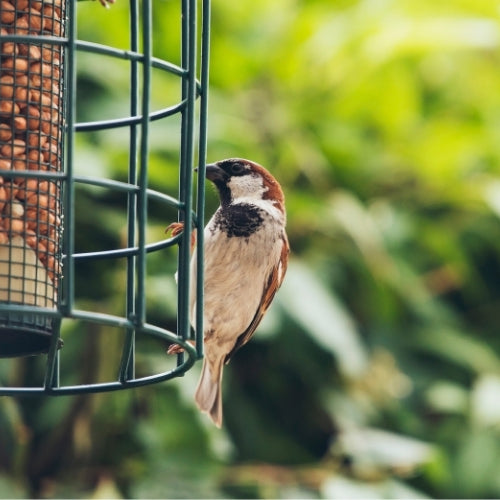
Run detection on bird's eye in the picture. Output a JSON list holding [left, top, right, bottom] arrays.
[[231, 163, 245, 175]]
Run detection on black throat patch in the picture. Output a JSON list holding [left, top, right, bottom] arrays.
[[212, 203, 264, 238]]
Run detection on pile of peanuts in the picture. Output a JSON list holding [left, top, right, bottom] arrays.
[[0, 0, 64, 285]]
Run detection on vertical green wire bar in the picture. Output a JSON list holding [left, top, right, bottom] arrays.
[[118, 0, 140, 384], [44, 0, 78, 391], [195, 0, 211, 357], [176, 0, 197, 363], [135, 0, 152, 333], [61, 0, 76, 322]]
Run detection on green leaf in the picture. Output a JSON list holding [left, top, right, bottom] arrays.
[[412, 327, 500, 374], [279, 262, 368, 377], [471, 374, 500, 427]]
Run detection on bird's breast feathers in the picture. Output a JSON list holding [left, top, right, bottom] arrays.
[[200, 201, 285, 346]]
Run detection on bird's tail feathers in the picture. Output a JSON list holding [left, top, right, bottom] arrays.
[[195, 357, 224, 428]]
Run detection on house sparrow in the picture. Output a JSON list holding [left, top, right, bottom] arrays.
[[168, 158, 289, 427]]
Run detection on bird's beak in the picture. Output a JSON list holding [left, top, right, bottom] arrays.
[[204, 163, 227, 182]]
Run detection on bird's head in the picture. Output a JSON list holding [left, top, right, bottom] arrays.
[[202, 158, 285, 212]]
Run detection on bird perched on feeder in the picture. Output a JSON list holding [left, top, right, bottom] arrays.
[[167, 158, 289, 427]]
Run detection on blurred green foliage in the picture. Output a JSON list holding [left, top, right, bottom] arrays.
[[2, 0, 500, 497]]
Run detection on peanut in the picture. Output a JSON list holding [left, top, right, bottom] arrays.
[[0, 100, 20, 116], [29, 89, 53, 107], [30, 61, 52, 76], [0, 1, 16, 24], [15, 85, 29, 103], [35, 194, 49, 209], [25, 207, 37, 225], [30, 0, 43, 11], [14, 178, 28, 200], [0, 123, 13, 141], [27, 148, 43, 164], [37, 222, 49, 236], [26, 131, 47, 148], [41, 46, 59, 62], [0, 184, 6, 213], [42, 5, 61, 35], [29, 73, 54, 91], [19, 44, 42, 60], [0, 159, 11, 170], [2, 57, 29, 74], [45, 238, 55, 254], [16, 0, 29, 10], [0, 229, 8, 245], [41, 140, 57, 157], [1, 41, 18, 57], [47, 256, 59, 276], [11, 157, 27, 184], [1, 139, 26, 157], [2, 182, 18, 201], [25, 178, 40, 194], [33, 239, 47, 258], [25, 229, 37, 249], [40, 111, 51, 135], [13, 116, 27, 131], [13, 75, 29, 87], [39, 181, 57, 196], [26, 105, 41, 130], [9, 200, 24, 218], [26, 9, 45, 32], [25, 190, 38, 207], [0, 75, 15, 98], [13, 16, 30, 35]]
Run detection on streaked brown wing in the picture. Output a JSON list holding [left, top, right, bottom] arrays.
[[224, 232, 289, 364]]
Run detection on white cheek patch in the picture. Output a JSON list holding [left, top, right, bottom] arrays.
[[227, 174, 268, 201]]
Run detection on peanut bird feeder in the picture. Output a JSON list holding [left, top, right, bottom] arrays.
[[0, 0, 209, 394]]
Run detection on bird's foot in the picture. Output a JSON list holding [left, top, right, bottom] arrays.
[[165, 222, 197, 250], [167, 339, 196, 355], [165, 222, 185, 237]]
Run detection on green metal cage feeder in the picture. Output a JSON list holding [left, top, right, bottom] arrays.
[[0, 0, 209, 394]]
